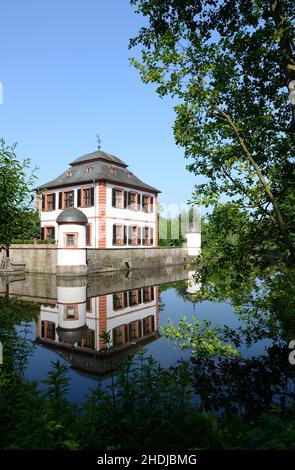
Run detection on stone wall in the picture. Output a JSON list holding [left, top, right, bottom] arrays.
[[4, 245, 192, 275], [86, 247, 190, 273], [7, 245, 58, 274]]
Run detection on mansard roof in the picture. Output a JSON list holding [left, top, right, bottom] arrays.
[[69, 150, 128, 168], [35, 149, 161, 193]]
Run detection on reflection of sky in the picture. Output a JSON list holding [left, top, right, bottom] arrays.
[[17, 280, 278, 403]]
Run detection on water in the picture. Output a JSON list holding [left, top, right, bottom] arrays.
[[1, 266, 294, 410]]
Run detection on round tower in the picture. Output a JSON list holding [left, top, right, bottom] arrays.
[[56, 208, 88, 275]]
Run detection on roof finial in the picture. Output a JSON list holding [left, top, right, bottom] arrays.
[[96, 133, 102, 151]]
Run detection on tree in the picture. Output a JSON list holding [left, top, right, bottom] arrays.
[[0, 138, 38, 249], [130, 0, 295, 260]]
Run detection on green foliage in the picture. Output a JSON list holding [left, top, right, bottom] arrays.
[[161, 316, 238, 358], [130, 0, 295, 258], [10, 238, 54, 245], [0, 138, 38, 249], [240, 405, 295, 450], [11, 209, 41, 242], [0, 349, 294, 450], [0, 291, 294, 450]]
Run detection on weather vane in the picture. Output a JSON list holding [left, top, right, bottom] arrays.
[[96, 133, 102, 150]]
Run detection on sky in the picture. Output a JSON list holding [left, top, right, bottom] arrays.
[[0, 0, 199, 208]]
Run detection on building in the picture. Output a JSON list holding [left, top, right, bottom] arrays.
[[35, 150, 161, 248]]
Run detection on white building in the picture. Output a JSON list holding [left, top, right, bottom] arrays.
[[35, 150, 160, 248]]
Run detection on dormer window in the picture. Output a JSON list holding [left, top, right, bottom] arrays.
[[86, 167, 93, 173], [67, 170, 72, 177]]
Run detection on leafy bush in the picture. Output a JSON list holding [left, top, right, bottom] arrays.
[[1, 352, 295, 450]]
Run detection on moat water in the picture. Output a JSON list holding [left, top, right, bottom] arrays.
[[0, 266, 294, 413]]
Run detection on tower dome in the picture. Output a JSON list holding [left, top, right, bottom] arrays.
[[56, 207, 88, 225]]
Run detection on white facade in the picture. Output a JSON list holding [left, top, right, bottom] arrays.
[[105, 182, 156, 248], [39, 181, 157, 248]]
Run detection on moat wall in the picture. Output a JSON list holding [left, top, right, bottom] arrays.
[[5, 245, 193, 275]]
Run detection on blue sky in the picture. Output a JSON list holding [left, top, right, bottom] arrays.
[[0, 0, 198, 206]]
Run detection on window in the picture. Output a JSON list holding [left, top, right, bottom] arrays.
[[65, 233, 77, 247], [143, 287, 151, 303], [78, 187, 94, 207], [86, 297, 92, 312], [77, 329, 95, 349], [113, 293, 123, 310], [137, 226, 142, 246], [67, 170, 72, 177], [64, 191, 74, 208], [43, 193, 55, 211], [143, 227, 150, 246], [59, 190, 74, 209], [83, 188, 91, 207], [129, 290, 138, 306], [86, 224, 92, 246], [113, 292, 128, 310], [142, 195, 154, 213], [86, 167, 93, 173], [142, 195, 150, 213], [44, 226, 55, 240], [150, 227, 154, 246], [113, 325, 128, 346], [41, 321, 55, 340], [143, 287, 154, 302], [150, 196, 154, 212], [129, 320, 141, 340], [128, 192, 138, 210], [143, 316, 155, 335], [112, 224, 126, 246], [128, 226, 137, 245], [64, 304, 78, 320], [112, 188, 124, 208]]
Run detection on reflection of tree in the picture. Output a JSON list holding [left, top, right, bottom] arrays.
[[159, 280, 199, 305], [0, 296, 39, 376], [189, 342, 295, 418], [165, 260, 295, 417]]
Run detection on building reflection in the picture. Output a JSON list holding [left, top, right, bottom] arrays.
[[36, 280, 159, 376], [186, 270, 201, 295]]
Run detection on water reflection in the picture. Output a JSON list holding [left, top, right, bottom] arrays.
[[36, 280, 159, 376], [186, 270, 201, 295], [1, 265, 295, 413]]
